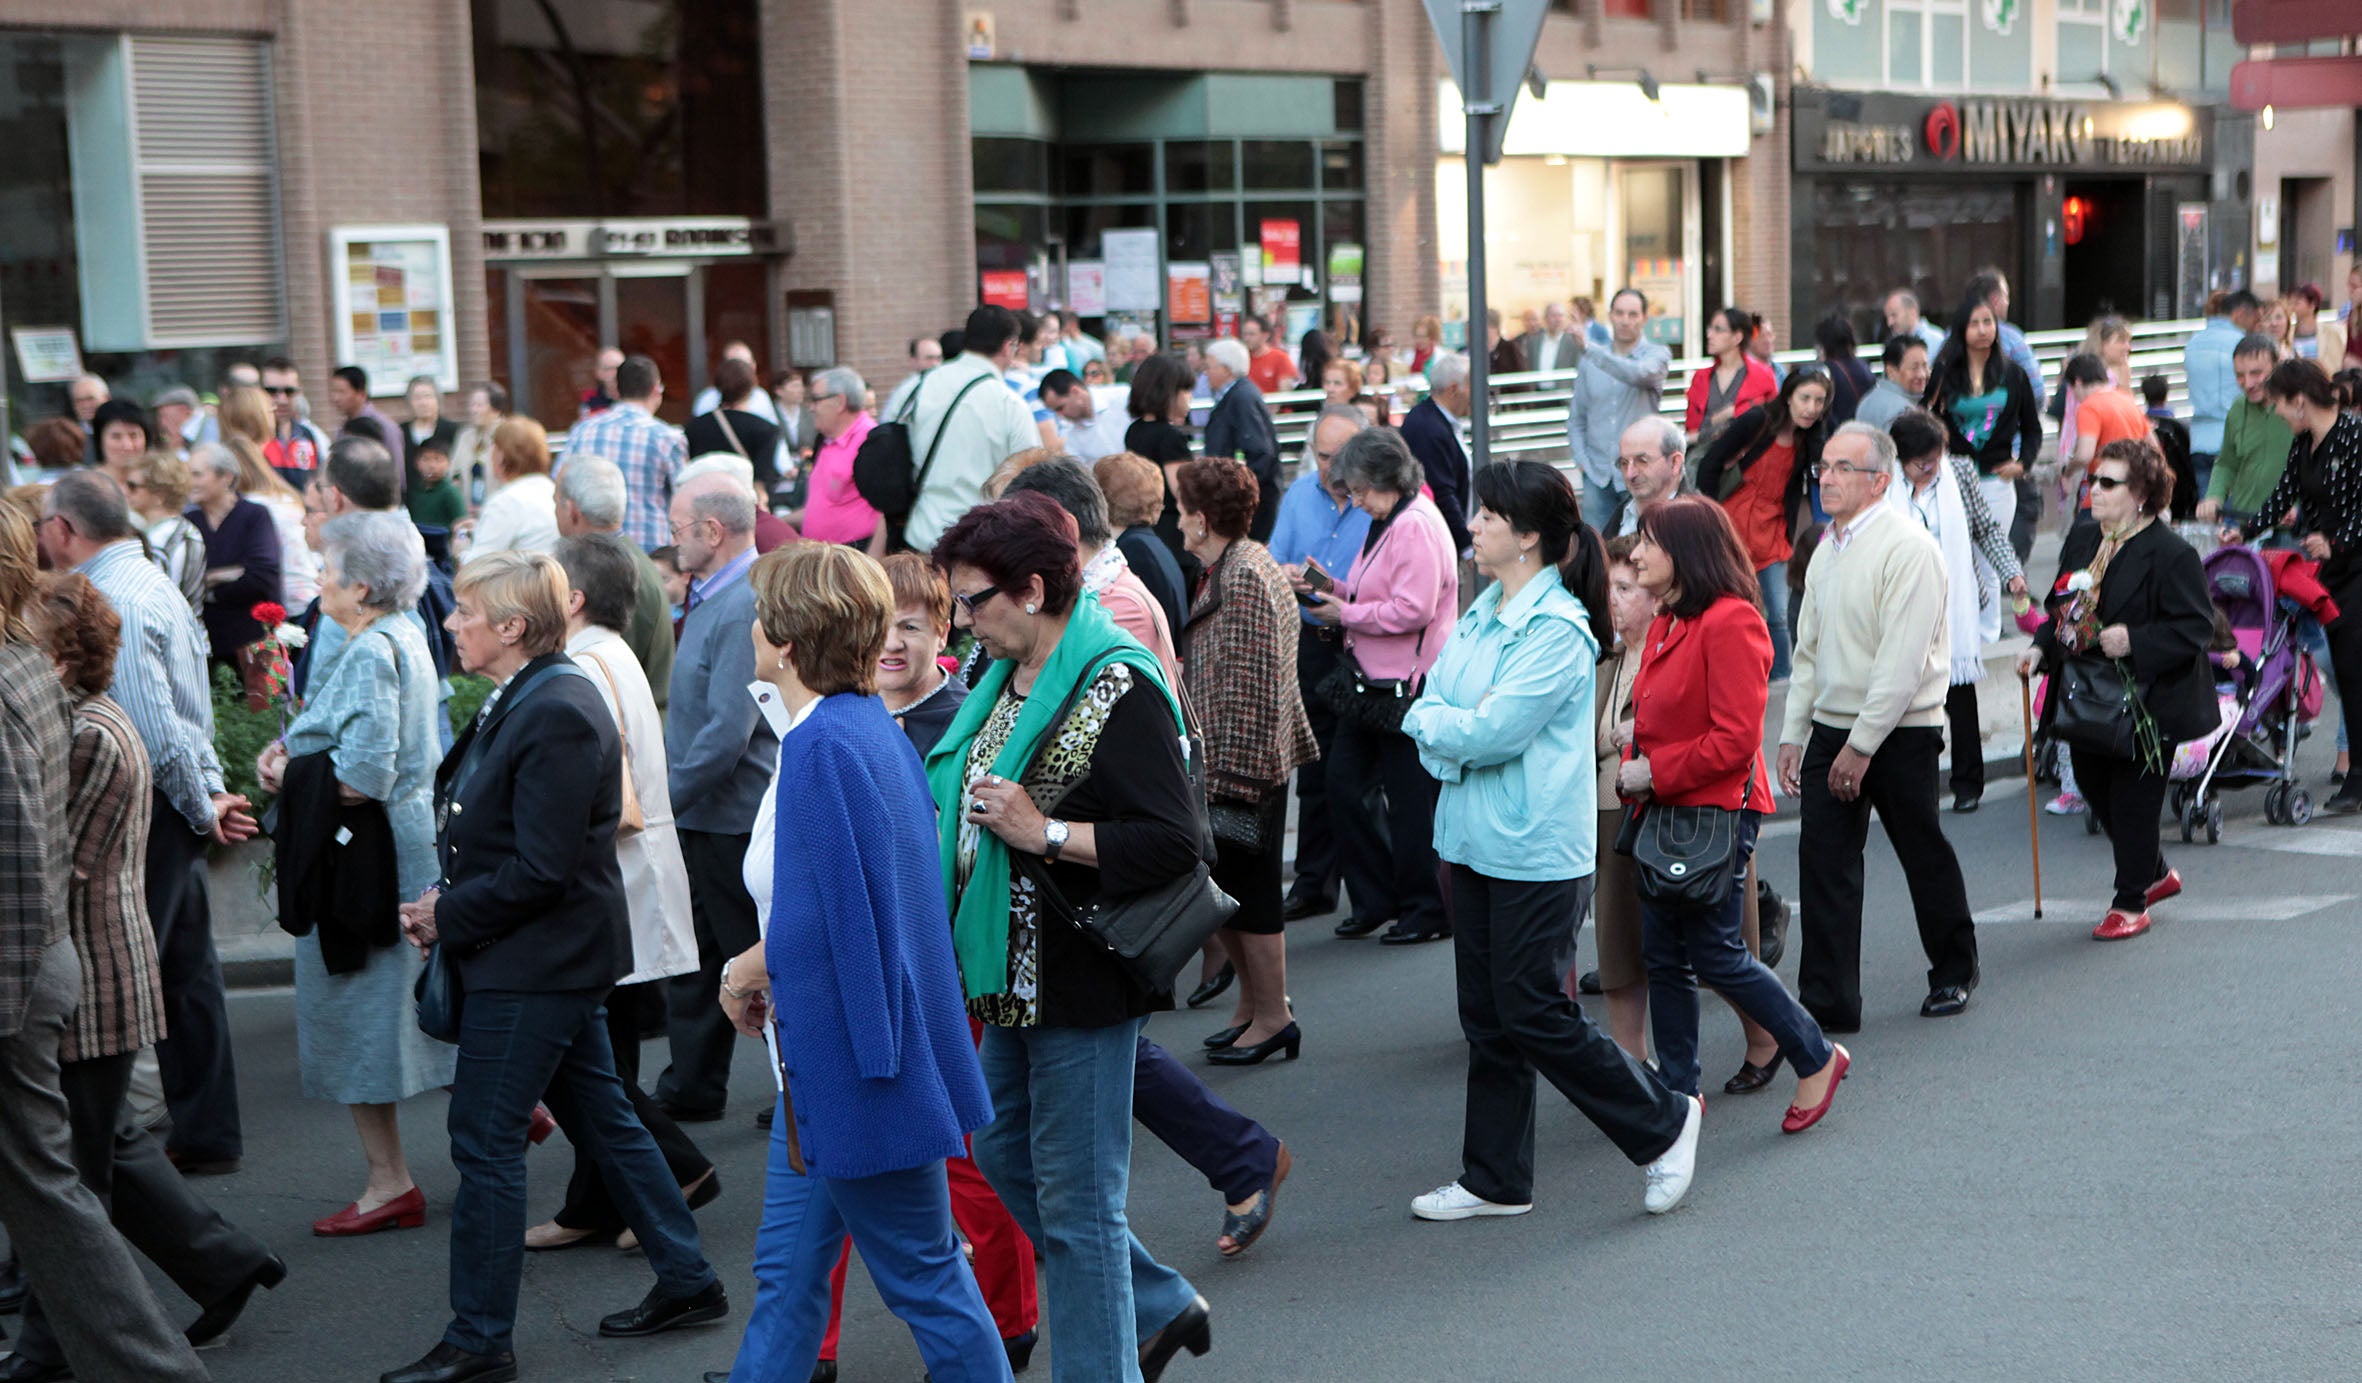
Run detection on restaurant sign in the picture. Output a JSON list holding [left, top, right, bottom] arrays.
[[1797, 93, 2208, 173], [482, 217, 791, 261]]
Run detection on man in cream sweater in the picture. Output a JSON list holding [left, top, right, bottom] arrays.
[[1776, 422, 1981, 1030]]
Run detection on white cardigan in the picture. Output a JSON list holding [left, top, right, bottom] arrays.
[[565, 625, 697, 985]]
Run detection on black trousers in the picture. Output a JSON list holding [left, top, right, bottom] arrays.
[[1946, 681, 1984, 796], [1329, 719, 1446, 935], [2070, 746, 2172, 912], [656, 828, 760, 1117], [1286, 627, 1342, 908], [145, 791, 240, 1161], [2010, 473, 2039, 566], [16, 1051, 275, 1365], [554, 982, 713, 1235], [1449, 868, 1685, 1205], [1796, 723, 1980, 1030], [2322, 578, 2362, 800]]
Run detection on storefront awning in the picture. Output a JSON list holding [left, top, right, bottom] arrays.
[[1439, 79, 1751, 159]]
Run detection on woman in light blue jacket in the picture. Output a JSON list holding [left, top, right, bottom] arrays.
[[1398, 461, 1702, 1226]]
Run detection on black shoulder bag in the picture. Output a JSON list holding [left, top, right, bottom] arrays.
[[852, 372, 993, 524], [1620, 780, 1752, 912]]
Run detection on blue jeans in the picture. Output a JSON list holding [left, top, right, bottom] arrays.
[[974, 1020, 1197, 1383], [1578, 472, 1627, 535], [1757, 563, 1791, 681], [727, 1101, 1008, 1383], [1640, 815, 1833, 1097], [444, 988, 716, 1356]]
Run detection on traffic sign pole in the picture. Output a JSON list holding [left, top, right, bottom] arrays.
[[1463, 0, 1496, 471]]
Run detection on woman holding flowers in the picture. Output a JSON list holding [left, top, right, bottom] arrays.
[[2023, 439, 2216, 942]]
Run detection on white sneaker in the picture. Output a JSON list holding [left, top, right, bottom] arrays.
[[1410, 1181, 1532, 1222], [2044, 791, 2086, 816], [1643, 1094, 1704, 1214]]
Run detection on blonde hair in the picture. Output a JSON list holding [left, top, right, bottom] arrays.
[[0, 504, 39, 646], [1093, 451, 1165, 529], [749, 543, 892, 696], [490, 417, 552, 479], [981, 446, 1053, 501], [454, 549, 569, 657], [217, 385, 274, 450], [129, 450, 192, 511]]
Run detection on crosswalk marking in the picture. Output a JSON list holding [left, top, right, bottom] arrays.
[[1970, 895, 2355, 924]]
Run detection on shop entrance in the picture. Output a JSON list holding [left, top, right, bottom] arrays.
[[2061, 180, 2149, 326], [486, 257, 774, 431]]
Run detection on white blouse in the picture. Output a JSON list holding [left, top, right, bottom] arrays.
[[743, 682, 821, 939], [468, 472, 559, 558]]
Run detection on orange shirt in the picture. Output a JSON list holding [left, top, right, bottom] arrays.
[[1724, 439, 1797, 570], [2075, 387, 2152, 455], [1247, 346, 1297, 395]]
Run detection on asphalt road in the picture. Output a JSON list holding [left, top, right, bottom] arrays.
[[49, 729, 2362, 1383]]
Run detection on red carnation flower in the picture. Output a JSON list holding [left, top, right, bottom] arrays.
[[251, 602, 287, 626]]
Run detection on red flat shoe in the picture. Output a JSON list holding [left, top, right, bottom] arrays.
[[2143, 869, 2182, 908], [313, 1185, 425, 1237], [529, 1103, 557, 1145], [2093, 909, 2152, 941], [1781, 1045, 1849, 1135]]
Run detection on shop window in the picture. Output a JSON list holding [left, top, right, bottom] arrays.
[[1886, 0, 1970, 89], [473, 0, 766, 219], [1167, 202, 1227, 264], [975, 204, 1048, 271], [1064, 203, 1157, 261], [1333, 80, 1364, 133], [1166, 141, 1236, 195], [1319, 141, 1366, 193], [974, 139, 1052, 197], [1061, 144, 1155, 197], [1242, 141, 1317, 191], [703, 262, 769, 383], [2054, 0, 2109, 85]]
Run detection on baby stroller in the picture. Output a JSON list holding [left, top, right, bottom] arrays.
[[2169, 544, 2326, 842]]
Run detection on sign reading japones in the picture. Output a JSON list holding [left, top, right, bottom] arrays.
[[1796, 93, 2210, 173]]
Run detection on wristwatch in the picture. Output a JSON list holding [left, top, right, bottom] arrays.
[[1043, 819, 1070, 863]]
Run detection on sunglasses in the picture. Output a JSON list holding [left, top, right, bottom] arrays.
[[263, 385, 299, 396], [2090, 474, 2130, 491]]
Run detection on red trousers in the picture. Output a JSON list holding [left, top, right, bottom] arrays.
[[817, 1136, 1037, 1359]]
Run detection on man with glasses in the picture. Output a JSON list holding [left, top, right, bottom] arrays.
[[655, 471, 776, 1125], [1776, 423, 1980, 1030], [1608, 416, 1690, 538], [258, 357, 333, 488], [1565, 288, 1673, 533]]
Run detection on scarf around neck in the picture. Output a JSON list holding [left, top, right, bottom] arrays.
[[924, 593, 1183, 999]]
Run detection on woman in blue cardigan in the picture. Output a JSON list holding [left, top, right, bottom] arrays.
[[711, 543, 1006, 1383]]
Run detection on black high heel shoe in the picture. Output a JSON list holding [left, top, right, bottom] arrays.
[[1205, 1022, 1300, 1066], [1722, 1052, 1784, 1095], [1185, 963, 1235, 1009], [1202, 1023, 1247, 1050], [1139, 1295, 1212, 1382]]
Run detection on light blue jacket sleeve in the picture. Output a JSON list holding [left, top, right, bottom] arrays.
[[1405, 617, 1588, 776], [322, 637, 403, 803]]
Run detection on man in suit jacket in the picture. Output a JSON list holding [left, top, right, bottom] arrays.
[[1400, 351, 1476, 557], [655, 473, 779, 1122], [1202, 338, 1283, 541], [1518, 301, 1583, 375]]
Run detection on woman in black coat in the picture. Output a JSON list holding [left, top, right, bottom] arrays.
[[384, 551, 724, 1383], [2024, 439, 2215, 944]]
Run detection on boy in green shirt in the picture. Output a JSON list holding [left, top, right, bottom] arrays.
[[2198, 335, 2295, 528], [404, 440, 468, 530]]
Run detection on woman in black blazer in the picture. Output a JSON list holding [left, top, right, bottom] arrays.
[[383, 552, 725, 1383], [2025, 440, 2215, 945]]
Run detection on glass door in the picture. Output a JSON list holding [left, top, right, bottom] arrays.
[[613, 265, 696, 425], [514, 271, 602, 430], [1610, 162, 1703, 358]]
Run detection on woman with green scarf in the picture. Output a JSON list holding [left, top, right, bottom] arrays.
[[925, 492, 1213, 1382]]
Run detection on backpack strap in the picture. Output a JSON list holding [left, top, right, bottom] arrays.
[[914, 374, 997, 495]]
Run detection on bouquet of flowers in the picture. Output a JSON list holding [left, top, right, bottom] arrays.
[[241, 601, 306, 725], [2050, 567, 2105, 653]]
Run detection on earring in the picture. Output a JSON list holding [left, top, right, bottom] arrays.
[[1025, 602, 1039, 614], [1518, 552, 1529, 564], [777, 654, 788, 670]]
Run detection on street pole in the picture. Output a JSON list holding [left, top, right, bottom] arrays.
[[1461, 0, 1496, 472]]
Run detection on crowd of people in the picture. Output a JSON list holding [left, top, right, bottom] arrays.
[[0, 264, 2359, 1383]]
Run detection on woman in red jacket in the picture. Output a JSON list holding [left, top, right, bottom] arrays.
[[1620, 496, 1848, 1134]]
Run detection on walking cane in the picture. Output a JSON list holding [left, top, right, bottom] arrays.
[[2020, 666, 2043, 919]]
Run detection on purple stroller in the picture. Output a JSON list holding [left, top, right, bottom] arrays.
[[2170, 544, 2325, 842]]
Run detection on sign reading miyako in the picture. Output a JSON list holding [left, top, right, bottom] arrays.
[[1812, 98, 2205, 171]]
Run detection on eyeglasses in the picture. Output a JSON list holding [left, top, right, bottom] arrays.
[[951, 583, 1003, 619], [1809, 461, 1872, 478], [2090, 474, 2130, 491], [669, 517, 711, 542], [263, 385, 299, 396]]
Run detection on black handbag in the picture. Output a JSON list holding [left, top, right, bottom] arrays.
[[2052, 655, 2140, 758], [1316, 641, 1424, 735], [1206, 790, 1285, 853], [1621, 782, 1751, 911], [414, 942, 463, 1044]]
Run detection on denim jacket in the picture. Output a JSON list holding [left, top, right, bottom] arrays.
[[1402, 566, 1600, 882]]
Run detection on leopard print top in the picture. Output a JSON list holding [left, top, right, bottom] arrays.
[[959, 662, 1138, 1027]]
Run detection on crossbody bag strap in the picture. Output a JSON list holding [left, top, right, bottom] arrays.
[[915, 375, 996, 493], [575, 649, 632, 764], [712, 408, 751, 461]]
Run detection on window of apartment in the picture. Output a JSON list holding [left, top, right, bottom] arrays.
[[2055, 0, 2110, 87], [1886, 0, 1970, 89]]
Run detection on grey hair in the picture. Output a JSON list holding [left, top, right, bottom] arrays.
[[1003, 457, 1110, 548], [678, 452, 757, 490], [685, 478, 758, 537], [1627, 415, 1684, 458], [1313, 402, 1370, 437], [1886, 288, 1920, 312], [812, 365, 868, 414], [189, 441, 244, 486], [1205, 338, 1251, 376], [1330, 426, 1425, 497], [1428, 351, 1470, 391], [1831, 421, 1900, 472], [321, 510, 428, 613], [555, 452, 628, 529]]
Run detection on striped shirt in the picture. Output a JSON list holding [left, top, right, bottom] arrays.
[[562, 401, 687, 550], [79, 540, 224, 834]]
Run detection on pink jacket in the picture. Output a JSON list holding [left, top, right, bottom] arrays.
[[1338, 492, 1458, 682]]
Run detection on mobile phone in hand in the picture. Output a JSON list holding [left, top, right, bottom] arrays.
[[1301, 558, 1335, 594]]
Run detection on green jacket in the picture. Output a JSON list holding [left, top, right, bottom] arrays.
[[2207, 396, 2293, 517]]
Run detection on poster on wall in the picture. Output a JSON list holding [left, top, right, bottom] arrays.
[[1260, 220, 1302, 281], [9, 327, 83, 384], [1103, 229, 1162, 312], [1327, 243, 1364, 304], [330, 225, 457, 394], [1168, 262, 1212, 325], [1210, 253, 1244, 315], [2175, 205, 2209, 321], [981, 270, 1030, 310], [1066, 260, 1106, 317], [1627, 258, 1686, 351]]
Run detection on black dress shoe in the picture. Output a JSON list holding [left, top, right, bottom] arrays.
[[380, 1342, 517, 1383], [1722, 1054, 1784, 1094], [2325, 789, 2362, 816], [755, 1102, 775, 1130], [1921, 985, 1973, 1017], [660, 1101, 726, 1124], [1332, 915, 1386, 938], [1004, 1329, 1038, 1371], [0, 1354, 71, 1382], [596, 1279, 728, 1337], [813, 1362, 838, 1383], [1757, 880, 1791, 970], [1139, 1293, 1212, 1382], [1952, 790, 1982, 813], [1184, 963, 1235, 1009], [1204, 1022, 1301, 1066], [1376, 925, 1449, 945], [1575, 968, 1603, 996], [1280, 893, 1334, 921], [186, 1252, 286, 1346]]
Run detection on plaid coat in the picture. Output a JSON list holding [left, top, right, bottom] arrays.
[[0, 642, 72, 1040], [62, 695, 165, 1062], [1181, 540, 1317, 804]]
